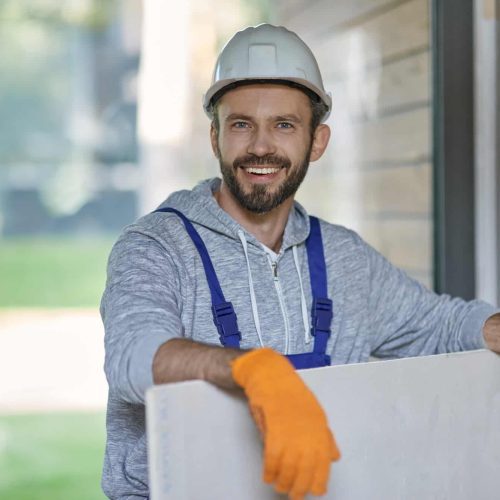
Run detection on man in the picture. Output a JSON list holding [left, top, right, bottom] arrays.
[[101, 24, 500, 499]]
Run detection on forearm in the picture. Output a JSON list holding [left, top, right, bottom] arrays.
[[152, 338, 246, 390], [483, 313, 500, 353]]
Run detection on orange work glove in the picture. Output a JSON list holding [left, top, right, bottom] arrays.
[[231, 348, 340, 499]]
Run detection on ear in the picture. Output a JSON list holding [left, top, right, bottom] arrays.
[[210, 123, 220, 158], [309, 124, 331, 162]]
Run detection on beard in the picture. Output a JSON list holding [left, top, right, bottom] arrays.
[[218, 144, 312, 214]]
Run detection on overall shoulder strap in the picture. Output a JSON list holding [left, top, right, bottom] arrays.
[[153, 207, 241, 348], [306, 216, 328, 297], [305, 216, 333, 357]]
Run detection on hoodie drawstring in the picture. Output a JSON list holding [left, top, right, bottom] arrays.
[[293, 245, 312, 345], [238, 230, 265, 348]]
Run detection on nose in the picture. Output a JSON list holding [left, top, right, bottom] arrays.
[[247, 126, 276, 157]]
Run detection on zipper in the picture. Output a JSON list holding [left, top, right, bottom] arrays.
[[271, 262, 278, 280], [267, 256, 290, 354]]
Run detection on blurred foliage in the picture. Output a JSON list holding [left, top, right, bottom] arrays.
[[0, 412, 106, 499], [0, 0, 117, 163], [0, 238, 113, 308], [0, 0, 118, 30]]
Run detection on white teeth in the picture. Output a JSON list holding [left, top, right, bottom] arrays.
[[245, 167, 280, 175]]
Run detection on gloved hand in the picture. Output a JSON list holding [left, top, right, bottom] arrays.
[[231, 348, 340, 499]]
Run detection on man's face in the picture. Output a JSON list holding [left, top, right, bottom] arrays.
[[211, 84, 321, 214]]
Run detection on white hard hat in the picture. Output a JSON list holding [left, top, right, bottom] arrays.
[[203, 24, 332, 121]]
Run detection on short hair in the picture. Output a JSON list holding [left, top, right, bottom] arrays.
[[210, 80, 328, 137]]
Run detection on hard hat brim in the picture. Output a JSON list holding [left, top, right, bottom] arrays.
[[203, 77, 332, 122]]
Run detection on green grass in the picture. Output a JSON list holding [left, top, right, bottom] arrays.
[[0, 412, 106, 499], [0, 238, 114, 308]]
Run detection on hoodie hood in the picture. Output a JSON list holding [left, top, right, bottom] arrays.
[[157, 177, 311, 251]]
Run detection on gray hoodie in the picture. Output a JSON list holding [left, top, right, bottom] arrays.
[[100, 177, 496, 499]]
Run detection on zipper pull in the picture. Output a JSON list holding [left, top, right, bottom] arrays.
[[271, 262, 278, 281]]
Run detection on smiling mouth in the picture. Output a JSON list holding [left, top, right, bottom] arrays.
[[242, 166, 282, 175]]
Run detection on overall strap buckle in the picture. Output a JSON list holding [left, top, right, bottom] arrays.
[[212, 301, 241, 347], [311, 297, 333, 336]]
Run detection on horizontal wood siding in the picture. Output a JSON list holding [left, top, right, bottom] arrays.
[[274, 0, 433, 286]]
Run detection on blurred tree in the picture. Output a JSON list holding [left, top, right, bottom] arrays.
[[0, 0, 117, 164]]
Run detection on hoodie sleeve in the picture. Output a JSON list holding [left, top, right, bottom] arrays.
[[101, 228, 185, 404], [360, 236, 499, 359]]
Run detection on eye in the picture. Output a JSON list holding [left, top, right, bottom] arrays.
[[277, 122, 294, 129], [232, 121, 250, 129]]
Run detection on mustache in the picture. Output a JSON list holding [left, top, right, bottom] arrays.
[[233, 154, 291, 169]]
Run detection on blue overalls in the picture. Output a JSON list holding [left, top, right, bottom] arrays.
[[154, 208, 333, 370]]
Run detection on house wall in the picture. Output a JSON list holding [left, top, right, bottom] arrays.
[[271, 0, 433, 287], [474, 0, 500, 306]]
